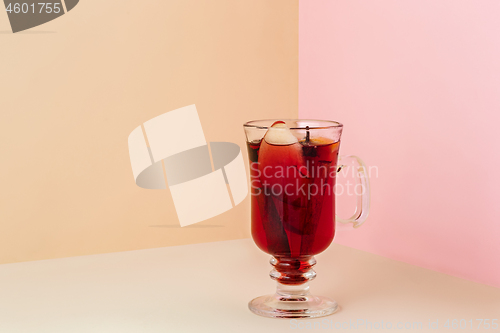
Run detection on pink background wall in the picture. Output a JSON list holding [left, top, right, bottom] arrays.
[[299, 0, 500, 287]]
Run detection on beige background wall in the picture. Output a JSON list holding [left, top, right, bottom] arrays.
[[0, 0, 298, 263]]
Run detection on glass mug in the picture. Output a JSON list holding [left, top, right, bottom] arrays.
[[243, 119, 370, 319]]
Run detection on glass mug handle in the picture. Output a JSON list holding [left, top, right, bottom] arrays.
[[335, 155, 371, 228]]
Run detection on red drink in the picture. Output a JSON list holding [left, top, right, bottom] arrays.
[[247, 138, 340, 260]]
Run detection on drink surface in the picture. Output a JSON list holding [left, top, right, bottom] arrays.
[[247, 138, 340, 258]]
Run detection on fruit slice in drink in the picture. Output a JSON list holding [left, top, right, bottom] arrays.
[[256, 121, 307, 256]]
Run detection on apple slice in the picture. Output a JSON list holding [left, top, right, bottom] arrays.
[[258, 121, 309, 207], [259, 121, 304, 178], [263, 121, 299, 145]]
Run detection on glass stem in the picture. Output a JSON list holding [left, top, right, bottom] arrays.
[[276, 282, 311, 300], [269, 256, 317, 286], [249, 255, 339, 318]]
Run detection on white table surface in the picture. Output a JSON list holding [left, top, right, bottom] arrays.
[[0, 238, 499, 332]]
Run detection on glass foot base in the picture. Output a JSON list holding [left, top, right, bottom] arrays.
[[248, 293, 339, 319]]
